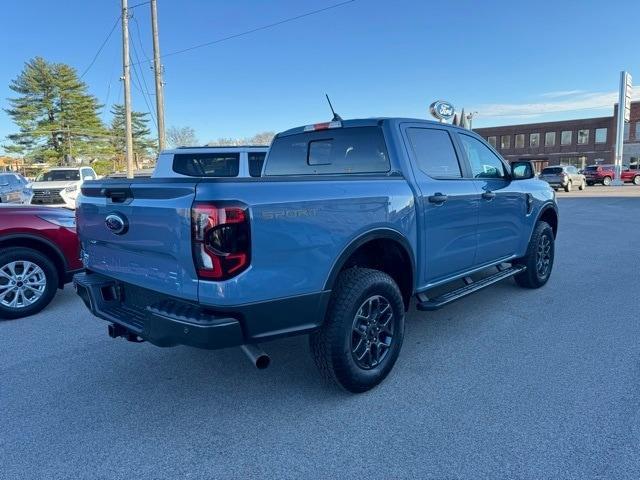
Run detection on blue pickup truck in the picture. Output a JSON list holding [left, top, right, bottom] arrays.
[[74, 118, 558, 392]]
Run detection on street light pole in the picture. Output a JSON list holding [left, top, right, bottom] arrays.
[[150, 0, 166, 151], [613, 71, 632, 186], [121, 0, 134, 179]]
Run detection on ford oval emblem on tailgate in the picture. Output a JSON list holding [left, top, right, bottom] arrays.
[[105, 213, 128, 235]]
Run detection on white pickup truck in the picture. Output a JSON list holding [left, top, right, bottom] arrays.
[[153, 146, 269, 178], [31, 167, 98, 209]]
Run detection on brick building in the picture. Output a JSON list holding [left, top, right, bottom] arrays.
[[475, 101, 640, 172]]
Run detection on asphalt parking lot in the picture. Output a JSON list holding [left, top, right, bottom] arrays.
[[2, 192, 640, 479]]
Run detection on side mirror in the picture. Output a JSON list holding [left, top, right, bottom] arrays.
[[511, 161, 535, 180]]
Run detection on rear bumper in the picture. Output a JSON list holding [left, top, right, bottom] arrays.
[[540, 178, 567, 187], [73, 272, 330, 350]]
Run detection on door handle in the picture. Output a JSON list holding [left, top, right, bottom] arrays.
[[428, 193, 448, 204], [481, 191, 496, 200]]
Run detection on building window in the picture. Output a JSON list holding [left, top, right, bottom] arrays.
[[595, 128, 607, 144], [577, 129, 589, 145], [561, 130, 572, 145], [487, 136, 497, 148], [501, 135, 510, 149], [635, 123, 640, 141], [545, 132, 556, 146], [559, 156, 588, 169], [515, 134, 525, 148], [530, 133, 540, 147], [624, 123, 630, 141]]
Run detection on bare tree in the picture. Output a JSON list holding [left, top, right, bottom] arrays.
[[207, 131, 275, 147], [166, 126, 199, 148]]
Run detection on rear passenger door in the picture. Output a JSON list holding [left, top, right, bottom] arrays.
[[456, 132, 526, 265], [402, 125, 479, 285]]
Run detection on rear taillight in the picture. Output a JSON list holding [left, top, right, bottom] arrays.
[[191, 202, 250, 280]]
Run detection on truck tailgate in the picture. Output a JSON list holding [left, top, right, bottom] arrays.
[[77, 180, 199, 300]]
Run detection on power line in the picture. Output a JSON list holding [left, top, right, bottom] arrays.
[[132, 15, 153, 66], [131, 0, 357, 65], [80, 15, 121, 79], [130, 0, 151, 9], [129, 43, 158, 128]]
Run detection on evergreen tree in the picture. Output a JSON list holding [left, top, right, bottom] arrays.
[[109, 104, 156, 170], [4, 57, 107, 164]]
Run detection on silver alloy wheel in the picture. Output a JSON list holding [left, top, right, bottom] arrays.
[[0, 260, 47, 309], [634, 176, 640, 186], [351, 295, 394, 370], [536, 234, 552, 278], [603, 176, 612, 186]]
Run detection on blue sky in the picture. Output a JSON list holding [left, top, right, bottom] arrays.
[[0, 0, 638, 150]]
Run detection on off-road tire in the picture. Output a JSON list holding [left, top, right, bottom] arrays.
[[309, 268, 405, 393], [579, 180, 586, 190], [0, 248, 58, 320], [514, 221, 554, 289]]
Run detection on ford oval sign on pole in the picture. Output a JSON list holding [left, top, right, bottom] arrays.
[[430, 100, 455, 122]]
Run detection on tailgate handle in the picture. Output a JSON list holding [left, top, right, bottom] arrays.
[[101, 188, 132, 203]]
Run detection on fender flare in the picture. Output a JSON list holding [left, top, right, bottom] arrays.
[[0, 233, 69, 279], [323, 228, 416, 293], [530, 202, 559, 242]]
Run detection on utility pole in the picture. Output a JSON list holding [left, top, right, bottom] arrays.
[[121, 0, 134, 178], [151, 0, 166, 151]]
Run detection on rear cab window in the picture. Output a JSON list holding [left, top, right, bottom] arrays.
[[542, 167, 563, 174], [173, 153, 240, 177], [264, 127, 390, 176]]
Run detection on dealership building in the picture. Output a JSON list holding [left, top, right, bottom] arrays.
[[475, 101, 640, 172]]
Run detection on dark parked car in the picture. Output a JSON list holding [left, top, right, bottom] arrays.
[[538, 165, 586, 192], [0, 172, 33, 204], [0, 205, 82, 319]]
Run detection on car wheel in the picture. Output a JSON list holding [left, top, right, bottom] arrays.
[[603, 176, 612, 186], [587, 181, 594, 186], [514, 221, 554, 289], [579, 180, 586, 190], [0, 248, 58, 320], [310, 267, 405, 393], [633, 175, 640, 186], [564, 181, 572, 192]]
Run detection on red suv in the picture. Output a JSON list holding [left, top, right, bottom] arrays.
[[584, 164, 640, 186], [0, 205, 82, 319]]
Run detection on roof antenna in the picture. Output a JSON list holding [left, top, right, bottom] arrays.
[[325, 94, 343, 121]]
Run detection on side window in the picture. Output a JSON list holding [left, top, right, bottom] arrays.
[[248, 152, 266, 177], [458, 133, 507, 179], [173, 153, 240, 177], [406, 128, 462, 179]]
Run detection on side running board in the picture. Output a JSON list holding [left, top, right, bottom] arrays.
[[416, 265, 526, 311]]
